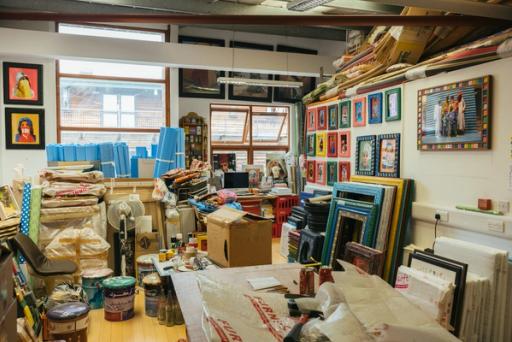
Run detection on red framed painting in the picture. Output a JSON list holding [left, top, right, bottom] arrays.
[[339, 161, 351, 182], [306, 160, 316, 182], [316, 161, 327, 185], [353, 97, 366, 127], [3, 62, 43, 106], [327, 132, 338, 157], [317, 106, 328, 130], [339, 130, 351, 158], [306, 107, 317, 131]]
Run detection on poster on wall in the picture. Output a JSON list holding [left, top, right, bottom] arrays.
[[4, 108, 45, 150], [213, 153, 236, 172], [355, 135, 376, 176], [417, 75, 491, 151], [178, 36, 226, 99], [3, 62, 43, 105], [266, 153, 288, 183]]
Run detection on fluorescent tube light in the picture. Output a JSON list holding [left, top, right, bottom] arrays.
[[287, 0, 334, 12], [217, 77, 303, 88]]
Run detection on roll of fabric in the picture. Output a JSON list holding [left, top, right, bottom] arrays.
[[46, 144, 60, 162], [28, 185, 42, 244], [63, 144, 77, 161], [99, 143, 116, 178], [76, 144, 87, 161], [19, 182, 32, 263], [136, 146, 148, 158]]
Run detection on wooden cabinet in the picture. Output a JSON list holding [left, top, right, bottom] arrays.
[[179, 112, 208, 169]]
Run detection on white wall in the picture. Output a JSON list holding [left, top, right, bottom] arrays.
[[0, 57, 57, 184]]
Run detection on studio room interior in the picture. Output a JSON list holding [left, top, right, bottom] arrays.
[[0, 1, 511, 341]]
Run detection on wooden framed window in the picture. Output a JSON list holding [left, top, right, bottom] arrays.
[[210, 104, 290, 168], [56, 23, 170, 149]]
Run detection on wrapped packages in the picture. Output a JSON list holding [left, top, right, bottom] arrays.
[[41, 196, 98, 208], [40, 170, 104, 184], [44, 227, 110, 272], [42, 182, 106, 198]]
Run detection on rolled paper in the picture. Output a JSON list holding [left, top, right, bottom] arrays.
[[99, 143, 116, 178], [131, 156, 139, 178], [19, 182, 32, 263], [136, 146, 148, 158], [58, 146, 64, 161], [28, 186, 42, 244]]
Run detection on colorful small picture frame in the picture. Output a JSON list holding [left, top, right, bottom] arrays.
[[339, 161, 351, 182], [328, 104, 338, 130], [353, 97, 366, 127], [339, 100, 351, 128], [368, 93, 383, 124], [306, 160, 316, 183], [355, 135, 376, 176], [317, 106, 328, 130], [3, 62, 43, 106], [338, 131, 351, 158], [327, 132, 338, 157], [376, 133, 400, 178], [327, 162, 338, 186], [385, 88, 401, 122], [316, 132, 327, 157], [306, 133, 316, 156], [316, 161, 326, 185], [306, 107, 317, 131], [5, 107, 45, 150]]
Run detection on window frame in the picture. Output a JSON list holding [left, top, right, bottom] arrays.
[[210, 103, 290, 165], [55, 22, 170, 143]]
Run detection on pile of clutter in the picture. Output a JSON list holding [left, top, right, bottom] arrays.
[[161, 160, 210, 201]]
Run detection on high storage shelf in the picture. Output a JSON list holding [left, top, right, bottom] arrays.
[[179, 112, 208, 169]]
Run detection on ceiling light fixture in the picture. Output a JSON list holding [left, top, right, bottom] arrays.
[[217, 77, 303, 88], [286, 0, 334, 12]]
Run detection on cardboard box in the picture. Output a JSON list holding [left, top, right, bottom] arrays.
[[207, 207, 272, 267]]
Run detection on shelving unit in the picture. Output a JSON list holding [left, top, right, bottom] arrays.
[[179, 112, 208, 168]]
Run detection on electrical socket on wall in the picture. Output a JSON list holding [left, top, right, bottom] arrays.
[[435, 210, 449, 222], [497, 201, 510, 214]]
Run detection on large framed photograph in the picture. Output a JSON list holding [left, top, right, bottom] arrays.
[[417, 75, 491, 151], [0, 185, 20, 220], [376, 133, 400, 178], [327, 132, 338, 157], [338, 131, 351, 158], [266, 153, 288, 183], [274, 45, 316, 103], [339, 100, 351, 128], [5, 107, 45, 150], [327, 161, 338, 186], [229, 41, 273, 102], [355, 135, 376, 176], [328, 104, 338, 130], [178, 36, 225, 99], [344, 241, 384, 275], [385, 87, 401, 122], [408, 250, 467, 336], [353, 97, 366, 127], [212, 153, 236, 172], [3, 62, 43, 105], [306, 107, 317, 131], [368, 93, 383, 124]]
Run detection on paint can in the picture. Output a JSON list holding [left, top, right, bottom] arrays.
[[319, 266, 334, 286], [47, 302, 90, 342], [136, 254, 157, 287], [142, 273, 161, 317], [102, 276, 136, 322], [81, 268, 113, 309], [299, 267, 315, 296]]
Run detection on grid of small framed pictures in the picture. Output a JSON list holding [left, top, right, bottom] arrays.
[[305, 86, 402, 186]]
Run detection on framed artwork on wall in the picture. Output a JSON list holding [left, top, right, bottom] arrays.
[[306, 160, 316, 183], [355, 135, 376, 176], [327, 132, 338, 157], [339, 161, 351, 182], [417, 75, 491, 151], [327, 162, 338, 186], [353, 97, 366, 127], [376, 133, 400, 178], [274, 45, 317, 103], [306, 107, 317, 131], [3, 62, 43, 105], [328, 104, 338, 130], [339, 100, 351, 128], [316, 161, 326, 185], [385, 88, 401, 122], [317, 106, 328, 130], [368, 93, 383, 124], [316, 132, 327, 157], [178, 36, 226, 99], [338, 131, 351, 158], [4, 107, 45, 150], [306, 133, 316, 156]]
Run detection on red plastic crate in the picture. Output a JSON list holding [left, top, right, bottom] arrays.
[[241, 199, 262, 216], [271, 195, 299, 238]]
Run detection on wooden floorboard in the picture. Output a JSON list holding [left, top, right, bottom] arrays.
[[87, 238, 286, 341]]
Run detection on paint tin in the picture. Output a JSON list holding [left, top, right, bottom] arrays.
[[143, 273, 161, 317], [81, 268, 113, 309], [159, 249, 167, 262], [102, 276, 136, 322], [136, 254, 157, 287], [319, 266, 334, 286], [299, 267, 315, 296], [47, 302, 90, 342]]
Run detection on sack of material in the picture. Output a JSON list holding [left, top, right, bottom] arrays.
[[42, 182, 106, 198]]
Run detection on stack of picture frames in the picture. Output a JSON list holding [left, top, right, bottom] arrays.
[[2, 62, 45, 150]]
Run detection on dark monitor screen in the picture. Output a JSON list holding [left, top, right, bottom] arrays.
[[224, 172, 249, 189]]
